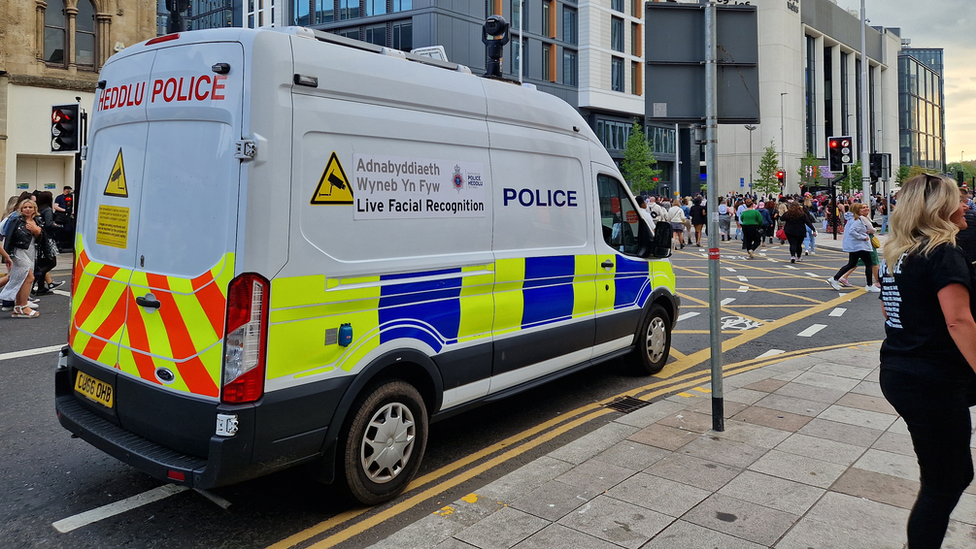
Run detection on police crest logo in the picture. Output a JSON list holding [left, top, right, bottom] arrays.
[[453, 165, 464, 190]]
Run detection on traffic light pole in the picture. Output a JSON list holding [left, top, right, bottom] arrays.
[[704, 3, 724, 433]]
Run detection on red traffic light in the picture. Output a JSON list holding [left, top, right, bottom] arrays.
[[51, 109, 72, 123], [776, 171, 785, 178], [829, 140, 838, 148]]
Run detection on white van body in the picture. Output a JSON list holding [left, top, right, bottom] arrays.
[[55, 27, 679, 504]]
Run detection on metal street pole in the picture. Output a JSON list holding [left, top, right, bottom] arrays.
[[859, 0, 870, 200], [780, 92, 787, 192], [745, 124, 756, 191], [705, 2, 723, 432]]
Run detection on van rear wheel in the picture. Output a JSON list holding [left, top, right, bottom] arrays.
[[631, 304, 671, 375], [340, 380, 428, 505]]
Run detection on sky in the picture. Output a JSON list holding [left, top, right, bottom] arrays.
[[835, 0, 976, 165]]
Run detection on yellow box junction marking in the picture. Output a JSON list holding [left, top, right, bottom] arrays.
[[95, 205, 130, 249], [103, 148, 128, 197], [311, 152, 353, 204]]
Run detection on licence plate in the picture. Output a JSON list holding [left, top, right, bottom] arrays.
[[74, 370, 114, 408]]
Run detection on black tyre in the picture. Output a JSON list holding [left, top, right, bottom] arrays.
[[631, 304, 671, 375], [339, 380, 428, 505]]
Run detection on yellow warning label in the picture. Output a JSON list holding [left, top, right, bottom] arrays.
[[96, 205, 129, 249], [104, 149, 128, 198], [311, 152, 353, 205]]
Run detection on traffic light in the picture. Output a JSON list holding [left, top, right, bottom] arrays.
[[828, 135, 852, 173], [869, 153, 883, 182], [776, 170, 785, 186], [51, 104, 80, 152]]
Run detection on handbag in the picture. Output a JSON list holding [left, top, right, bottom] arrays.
[[870, 234, 881, 249], [775, 227, 787, 241]]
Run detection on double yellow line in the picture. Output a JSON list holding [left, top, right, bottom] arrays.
[[268, 339, 880, 549]]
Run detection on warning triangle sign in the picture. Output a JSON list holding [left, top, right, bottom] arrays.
[[311, 152, 353, 205], [104, 149, 128, 198]]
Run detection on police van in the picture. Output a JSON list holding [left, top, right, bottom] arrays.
[[55, 26, 679, 505]]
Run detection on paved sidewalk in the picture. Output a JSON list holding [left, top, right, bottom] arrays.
[[365, 343, 976, 549]]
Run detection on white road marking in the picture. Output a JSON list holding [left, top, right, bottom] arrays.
[[767, 258, 777, 263], [737, 285, 749, 293], [737, 276, 748, 282], [53, 485, 188, 533], [677, 312, 700, 322], [54, 289, 72, 297], [829, 308, 847, 317], [785, 265, 798, 270], [725, 267, 737, 273], [0, 344, 64, 362], [720, 298, 736, 305], [758, 253, 767, 257], [805, 272, 819, 277], [797, 324, 828, 337], [756, 349, 786, 359]]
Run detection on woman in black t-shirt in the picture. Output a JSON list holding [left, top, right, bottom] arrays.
[[689, 197, 707, 247], [879, 173, 976, 548]]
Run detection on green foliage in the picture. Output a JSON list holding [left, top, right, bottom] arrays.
[[797, 151, 824, 187], [840, 161, 862, 194], [621, 121, 661, 193], [895, 164, 911, 185], [946, 161, 976, 185], [754, 141, 780, 194]]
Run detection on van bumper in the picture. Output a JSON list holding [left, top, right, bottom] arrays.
[[55, 347, 350, 489]]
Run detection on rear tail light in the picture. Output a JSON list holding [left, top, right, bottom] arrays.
[[221, 273, 269, 404]]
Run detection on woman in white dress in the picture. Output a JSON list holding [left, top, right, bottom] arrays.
[[0, 199, 42, 318]]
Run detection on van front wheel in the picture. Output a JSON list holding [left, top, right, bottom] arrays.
[[340, 380, 428, 505], [631, 304, 671, 375]]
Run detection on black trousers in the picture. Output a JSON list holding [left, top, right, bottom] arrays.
[[833, 250, 874, 285], [880, 368, 974, 548], [786, 233, 804, 258], [742, 226, 762, 252]]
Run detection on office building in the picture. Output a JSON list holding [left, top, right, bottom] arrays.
[[0, 0, 156, 200], [898, 46, 945, 171]]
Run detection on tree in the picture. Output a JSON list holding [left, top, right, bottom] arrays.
[[841, 160, 862, 195], [895, 164, 911, 185], [621, 121, 661, 194], [797, 151, 823, 188], [947, 161, 976, 185], [754, 141, 780, 195]]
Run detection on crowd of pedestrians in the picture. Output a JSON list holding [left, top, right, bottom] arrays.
[[0, 187, 74, 318]]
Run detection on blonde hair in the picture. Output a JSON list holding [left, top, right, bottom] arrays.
[[849, 202, 868, 222], [16, 198, 36, 216], [884, 174, 961, 264]]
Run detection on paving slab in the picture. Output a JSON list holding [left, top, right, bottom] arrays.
[[546, 421, 639, 465], [718, 469, 825, 516], [677, 432, 770, 469], [509, 479, 597, 522], [682, 492, 799, 546], [849, 379, 886, 398], [725, 387, 771, 405], [835, 392, 897, 415], [870, 430, 915, 457], [817, 404, 897, 431], [656, 410, 715, 433], [711, 419, 793, 449], [591, 439, 671, 471], [606, 471, 711, 518], [741, 378, 789, 393], [645, 453, 742, 492], [774, 432, 868, 466], [554, 459, 635, 493], [790, 371, 862, 392], [510, 523, 620, 549], [369, 512, 466, 549], [829, 466, 918, 510], [556, 495, 674, 548], [641, 519, 767, 549], [453, 506, 549, 549], [732, 405, 813, 432], [626, 423, 699, 451], [753, 393, 831, 417], [612, 399, 688, 428], [772, 381, 846, 404], [798, 417, 884, 447], [747, 449, 847, 489], [775, 492, 909, 549], [475, 456, 574, 503], [808, 362, 874, 380]]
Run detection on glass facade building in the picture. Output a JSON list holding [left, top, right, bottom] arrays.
[[898, 49, 945, 171]]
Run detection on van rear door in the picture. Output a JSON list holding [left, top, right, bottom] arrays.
[[72, 41, 244, 405]]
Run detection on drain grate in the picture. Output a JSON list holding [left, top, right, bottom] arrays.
[[605, 396, 650, 414]]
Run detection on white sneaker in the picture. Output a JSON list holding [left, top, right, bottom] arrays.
[[865, 285, 881, 293], [827, 277, 841, 290]]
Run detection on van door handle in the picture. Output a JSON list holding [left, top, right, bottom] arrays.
[[601, 260, 614, 269], [136, 295, 161, 309]]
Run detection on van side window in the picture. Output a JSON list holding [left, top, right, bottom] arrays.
[[597, 174, 640, 255]]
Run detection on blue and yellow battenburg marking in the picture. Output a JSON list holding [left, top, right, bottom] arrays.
[[266, 254, 676, 380]]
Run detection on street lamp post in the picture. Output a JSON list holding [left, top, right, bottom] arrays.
[[780, 92, 787, 191], [745, 125, 756, 191]]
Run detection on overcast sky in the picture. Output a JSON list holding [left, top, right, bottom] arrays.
[[835, 0, 975, 165]]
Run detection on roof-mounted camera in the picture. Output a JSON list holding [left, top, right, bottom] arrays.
[[482, 15, 511, 78]]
